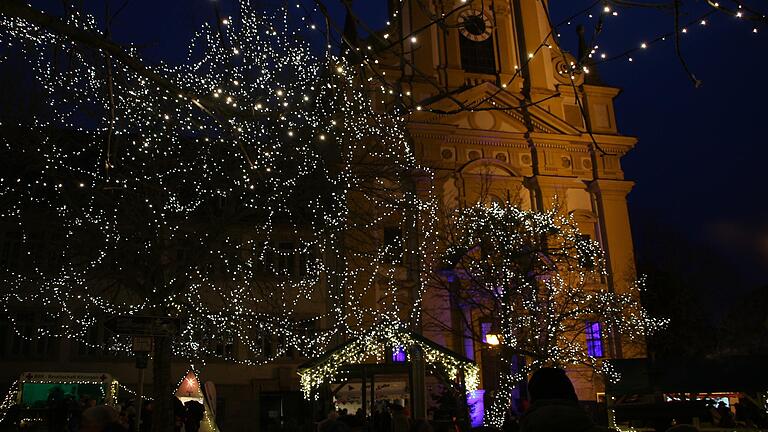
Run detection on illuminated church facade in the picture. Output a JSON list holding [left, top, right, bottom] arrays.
[[380, 0, 642, 404]]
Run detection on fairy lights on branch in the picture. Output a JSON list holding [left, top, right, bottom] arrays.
[[427, 202, 667, 427], [297, 321, 479, 399], [0, 0, 435, 369], [0, 381, 19, 425]]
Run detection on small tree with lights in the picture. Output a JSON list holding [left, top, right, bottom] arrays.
[[426, 201, 666, 427]]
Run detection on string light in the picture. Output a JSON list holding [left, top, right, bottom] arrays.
[[586, 1, 765, 66], [297, 322, 479, 399], [0, 381, 19, 425]]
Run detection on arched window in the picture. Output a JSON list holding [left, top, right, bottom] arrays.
[[586, 321, 604, 357], [460, 38, 495, 74]]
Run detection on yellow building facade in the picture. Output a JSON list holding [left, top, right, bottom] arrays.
[[375, 0, 643, 403]]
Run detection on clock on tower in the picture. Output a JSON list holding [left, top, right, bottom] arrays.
[[458, 8, 496, 74]]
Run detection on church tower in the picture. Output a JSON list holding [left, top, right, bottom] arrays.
[[377, 0, 643, 407]]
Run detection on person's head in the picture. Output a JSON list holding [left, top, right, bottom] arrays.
[[526, 367, 578, 403], [81, 405, 120, 432], [327, 410, 339, 420]]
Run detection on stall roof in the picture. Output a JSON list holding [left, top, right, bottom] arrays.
[[298, 325, 473, 371], [296, 323, 479, 397]]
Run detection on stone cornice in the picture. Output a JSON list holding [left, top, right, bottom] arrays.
[[530, 132, 637, 154], [588, 178, 635, 196], [408, 122, 636, 155], [527, 175, 587, 189], [411, 82, 582, 135], [582, 84, 622, 98]]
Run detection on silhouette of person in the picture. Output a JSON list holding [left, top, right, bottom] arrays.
[[519, 367, 615, 432]]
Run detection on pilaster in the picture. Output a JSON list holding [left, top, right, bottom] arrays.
[[588, 179, 636, 292], [525, 175, 583, 211], [514, 0, 556, 92]]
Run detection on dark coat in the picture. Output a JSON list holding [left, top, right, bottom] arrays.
[[519, 400, 615, 432]]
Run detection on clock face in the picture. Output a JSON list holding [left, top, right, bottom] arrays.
[[459, 9, 492, 42]]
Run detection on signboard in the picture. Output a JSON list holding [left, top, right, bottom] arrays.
[[104, 315, 181, 336], [132, 336, 153, 353], [21, 372, 112, 383]]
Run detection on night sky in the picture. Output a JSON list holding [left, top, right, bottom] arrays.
[[19, 1, 768, 306], [547, 1, 768, 300]]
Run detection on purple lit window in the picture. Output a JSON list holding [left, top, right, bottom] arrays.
[[481, 322, 492, 344], [586, 321, 603, 357], [392, 346, 407, 363]]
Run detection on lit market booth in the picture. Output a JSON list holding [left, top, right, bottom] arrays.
[[297, 323, 479, 425], [9, 372, 118, 429], [607, 357, 768, 430], [174, 368, 220, 432], [19, 372, 118, 407]]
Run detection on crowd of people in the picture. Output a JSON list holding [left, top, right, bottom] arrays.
[[317, 402, 429, 432], [314, 369, 608, 432], [2, 391, 207, 432], [3, 369, 764, 432], [41, 391, 157, 432], [313, 368, 760, 432], [87, 397, 204, 432], [2, 389, 135, 432]]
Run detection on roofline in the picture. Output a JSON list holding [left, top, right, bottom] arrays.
[[297, 327, 475, 372]]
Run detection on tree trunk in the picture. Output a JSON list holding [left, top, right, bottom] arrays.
[[487, 350, 514, 427], [152, 336, 174, 432]]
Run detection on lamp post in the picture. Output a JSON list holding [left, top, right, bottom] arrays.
[[131, 336, 152, 432], [484, 333, 501, 346]]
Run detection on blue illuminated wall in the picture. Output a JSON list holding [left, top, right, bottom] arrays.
[[466, 389, 486, 427]]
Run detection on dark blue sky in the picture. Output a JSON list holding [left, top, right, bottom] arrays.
[[25, 0, 768, 294], [547, 1, 768, 294]]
